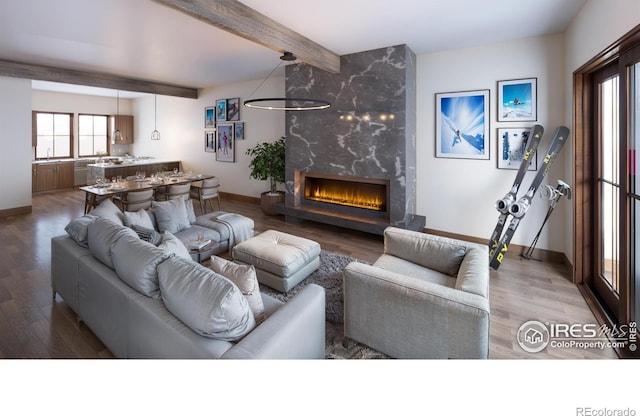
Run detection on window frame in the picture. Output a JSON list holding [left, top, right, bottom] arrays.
[[32, 111, 74, 160], [78, 113, 109, 157]]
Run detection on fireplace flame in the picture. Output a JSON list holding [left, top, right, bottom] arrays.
[[308, 186, 384, 211]]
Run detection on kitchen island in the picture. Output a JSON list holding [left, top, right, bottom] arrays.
[[87, 159, 180, 184]]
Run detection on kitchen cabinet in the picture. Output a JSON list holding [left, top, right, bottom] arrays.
[[32, 161, 74, 192], [109, 115, 134, 144]]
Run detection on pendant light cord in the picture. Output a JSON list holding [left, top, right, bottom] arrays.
[[246, 60, 284, 100]]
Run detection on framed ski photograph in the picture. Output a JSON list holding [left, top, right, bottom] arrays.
[[497, 77, 537, 122], [497, 127, 537, 170], [215, 122, 235, 162], [204, 131, 216, 153], [435, 89, 490, 159]]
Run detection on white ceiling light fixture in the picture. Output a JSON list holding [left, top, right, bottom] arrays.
[[243, 52, 331, 111], [112, 90, 123, 144], [151, 94, 160, 141]]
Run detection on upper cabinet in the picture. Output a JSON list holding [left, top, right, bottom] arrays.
[[109, 115, 134, 144]]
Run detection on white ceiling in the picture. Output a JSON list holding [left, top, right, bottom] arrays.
[[0, 0, 587, 98]]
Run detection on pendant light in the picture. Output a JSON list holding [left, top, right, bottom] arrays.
[[151, 94, 160, 140], [243, 52, 331, 111], [112, 90, 123, 144]]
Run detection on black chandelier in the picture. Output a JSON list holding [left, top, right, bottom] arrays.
[[243, 52, 331, 111]]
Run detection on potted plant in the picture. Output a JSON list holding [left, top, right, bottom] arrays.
[[246, 137, 286, 215]]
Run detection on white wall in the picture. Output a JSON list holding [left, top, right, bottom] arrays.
[[0, 76, 32, 211], [562, 0, 640, 263], [417, 34, 567, 252], [132, 76, 285, 198]]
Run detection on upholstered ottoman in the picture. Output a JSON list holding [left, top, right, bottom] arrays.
[[232, 230, 321, 292]]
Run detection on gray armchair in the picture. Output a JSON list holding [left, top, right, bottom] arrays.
[[343, 227, 490, 359]]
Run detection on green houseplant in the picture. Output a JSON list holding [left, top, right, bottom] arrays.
[[246, 137, 286, 214]]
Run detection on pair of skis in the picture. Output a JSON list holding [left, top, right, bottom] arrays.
[[488, 125, 570, 270]]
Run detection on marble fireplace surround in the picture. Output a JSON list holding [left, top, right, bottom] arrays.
[[279, 44, 425, 235]]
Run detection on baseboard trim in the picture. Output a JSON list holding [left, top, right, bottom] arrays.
[[423, 228, 568, 265], [220, 192, 260, 205], [0, 205, 32, 218]]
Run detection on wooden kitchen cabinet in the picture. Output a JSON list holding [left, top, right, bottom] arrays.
[[32, 161, 74, 192], [109, 115, 134, 144]]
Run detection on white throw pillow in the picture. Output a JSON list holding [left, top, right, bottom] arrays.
[[158, 257, 255, 341], [124, 209, 155, 230], [158, 231, 192, 260], [152, 199, 191, 234], [90, 198, 124, 225], [208, 256, 266, 324]]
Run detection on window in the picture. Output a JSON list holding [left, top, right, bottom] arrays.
[[34, 112, 73, 159], [78, 114, 108, 157], [574, 27, 640, 357]]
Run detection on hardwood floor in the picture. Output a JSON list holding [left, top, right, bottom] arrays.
[[0, 189, 617, 358]]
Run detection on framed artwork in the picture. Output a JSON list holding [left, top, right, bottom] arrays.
[[216, 99, 227, 122], [435, 89, 490, 159], [234, 121, 244, 140], [204, 106, 215, 128], [497, 78, 537, 121], [215, 123, 234, 162], [204, 131, 216, 153], [497, 127, 537, 170], [227, 97, 240, 121]]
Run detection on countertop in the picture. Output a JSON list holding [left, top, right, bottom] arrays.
[[32, 157, 97, 165], [87, 159, 179, 168]]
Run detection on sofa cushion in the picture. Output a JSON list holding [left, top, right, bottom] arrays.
[[152, 199, 191, 234], [209, 256, 265, 324], [111, 234, 174, 299], [87, 217, 137, 269], [90, 198, 124, 225], [64, 214, 97, 248], [158, 231, 192, 260], [158, 257, 255, 341], [131, 224, 162, 246], [384, 228, 467, 276], [124, 209, 155, 230], [185, 199, 196, 224]]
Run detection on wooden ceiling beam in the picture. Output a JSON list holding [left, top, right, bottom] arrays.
[[0, 59, 198, 99], [152, 0, 341, 74]]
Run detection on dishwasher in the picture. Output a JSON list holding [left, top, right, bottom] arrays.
[[74, 159, 93, 186]]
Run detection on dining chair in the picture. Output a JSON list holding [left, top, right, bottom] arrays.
[[189, 177, 221, 214], [120, 189, 154, 212], [164, 183, 191, 201]]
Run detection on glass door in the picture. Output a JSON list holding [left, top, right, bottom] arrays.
[[593, 68, 621, 319]]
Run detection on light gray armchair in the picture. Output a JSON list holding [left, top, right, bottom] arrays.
[[343, 227, 490, 359]]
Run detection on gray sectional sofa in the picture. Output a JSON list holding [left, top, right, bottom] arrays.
[[51, 199, 326, 359]]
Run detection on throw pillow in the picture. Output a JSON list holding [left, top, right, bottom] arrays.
[[111, 234, 174, 299], [152, 199, 191, 234], [208, 256, 266, 324], [124, 209, 155, 230], [185, 199, 196, 224], [158, 256, 255, 341], [87, 217, 137, 269], [158, 231, 192, 260], [131, 224, 163, 246], [90, 198, 124, 225], [64, 214, 97, 248]]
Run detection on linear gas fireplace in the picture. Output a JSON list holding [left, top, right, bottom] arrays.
[[303, 173, 389, 216]]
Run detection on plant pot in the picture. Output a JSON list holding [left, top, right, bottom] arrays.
[[260, 191, 285, 216]]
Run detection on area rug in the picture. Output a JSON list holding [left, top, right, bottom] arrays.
[[259, 250, 388, 359]]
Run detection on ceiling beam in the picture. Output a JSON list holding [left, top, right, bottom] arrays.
[[0, 59, 198, 99], [152, 0, 341, 74]]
